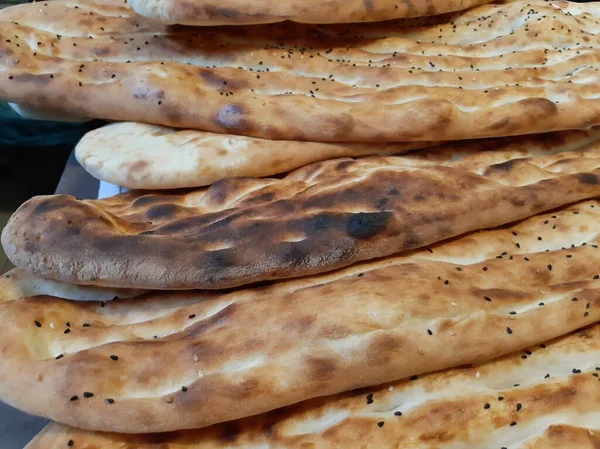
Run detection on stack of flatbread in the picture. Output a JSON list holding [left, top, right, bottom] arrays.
[[1, 0, 600, 447]]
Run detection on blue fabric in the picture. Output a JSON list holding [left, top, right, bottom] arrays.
[[0, 103, 91, 147]]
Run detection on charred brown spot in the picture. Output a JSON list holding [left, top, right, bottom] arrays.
[[132, 87, 164, 100], [413, 194, 425, 201], [199, 70, 227, 87], [145, 204, 181, 221], [489, 159, 517, 172], [197, 248, 237, 274], [403, 231, 423, 248], [32, 198, 69, 215], [335, 160, 355, 171], [519, 97, 558, 117], [254, 192, 275, 202], [510, 198, 526, 207], [306, 356, 337, 381], [304, 213, 333, 233], [367, 333, 405, 366], [487, 117, 510, 131], [363, 0, 374, 11], [214, 104, 253, 133], [128, 160, 149, 174], [346, 212, 390, 239], [11, 73, 53, 85], [280, 242, 311, 268], [283, 315, 316, 333], [92, 47, 111, 57], [579, 173, 599, 185], [375, 197, 389, 210]]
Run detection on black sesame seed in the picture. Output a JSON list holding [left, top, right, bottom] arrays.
[[545, 373, 550, 378], [484, 296, 492, 302], [540, 344, 547, 348], [410, 375, 418, 381], [377, 421, 384, 427], [394, 411, 402, 416], [366, 393, 374, 404], [110, 355, 118, 361], [182, 386, 188, 392], [547, 264, 552, 271], [482, 267, 488, 271], [357, 273, 364, 277], [585, 312, 589, 317], [539, 302, 545, 306], [64, 328, 71, 334], [484, 403, 490, 409], [594, 275, 600, 280], [498, 396, 504, 401], [55, 354, 64, 360], [506, 327, 513, 334], [573, 368, 582, 374], [516, 403, 522, 411], [82, 323, 91, 328], [510, 421, 517, 426], [70, 395, 78, 401], [67, 440, 74, 447], [509, 311, 517, 315], [427, 329, 433, 335], [572, 297, 578, 302], [34, 320, 42, 327], [83, 392, 94, 398], [189, 314, 196, 319], [105, 398, 114, 404]]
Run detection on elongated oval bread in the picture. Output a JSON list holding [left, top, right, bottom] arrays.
[[1, 0, 600, 141], [75, 123, 433, 189], [1, 201, 600, 432], [5, 130, 600, 289], [127, 0, 492, 26], [23, 324, 600, 448]]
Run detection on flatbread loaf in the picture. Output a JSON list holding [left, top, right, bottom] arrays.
[[5, 130, 600, 289], [0, 268, 145, 302], [22, 324, 600, 447], [74, 126, 600, 190], [1, 0, 600, 141], [75, 123, 433, 189], [1, 200, 600, 432], [127, 0, 492, 26]]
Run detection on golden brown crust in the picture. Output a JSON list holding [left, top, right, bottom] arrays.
[[2, 200, 600, 433], [5, 130, 600, 289], [75, 123, 432, 189], [21, 324, 600, 444], [128, 0, 492, 26], [2, 0, 600, 141]]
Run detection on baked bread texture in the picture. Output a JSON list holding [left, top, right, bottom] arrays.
[[0, 201, 600, 432], [1, 0, 600, 141], [75, 122, 433, 189], [4, 130, 600, 289], [126, 0, 493, 26]]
